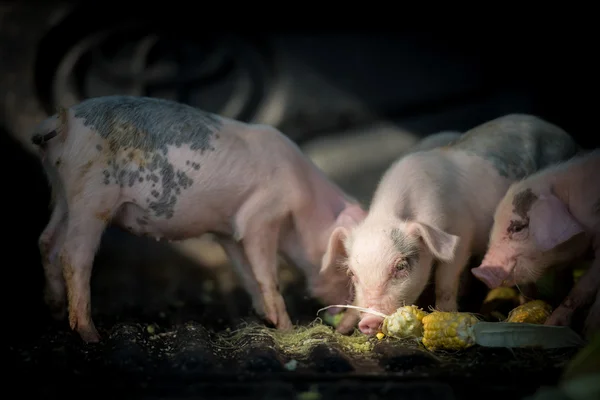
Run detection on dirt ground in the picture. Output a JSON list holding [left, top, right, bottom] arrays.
[[7, 227, 582, 399]]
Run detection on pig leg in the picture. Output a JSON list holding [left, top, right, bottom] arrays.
[[38, 198, 68, 319], [336, 308, 360, 335], [434, 244, 472, 311], [59, 195, 117, 343], [216, 237, 265, 320], [241, 221, 293, 330], [546, 252, 600, 327]]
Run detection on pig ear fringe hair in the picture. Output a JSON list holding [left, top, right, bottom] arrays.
[[317, 305, 587, 349]]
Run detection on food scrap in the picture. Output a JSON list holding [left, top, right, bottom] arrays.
[[382, 305, 428, 339], [318, 301, 585, 352], [322, 310, 345, 328], [214, 321, 374, 356], [506, 300, 552, 324]]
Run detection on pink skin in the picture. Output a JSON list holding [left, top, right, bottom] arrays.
[[472, 149, 600, 336], [321, 135, 495, 336], [321, 116, 580, 336], [320, 131, 465, 334], [32, 99, 366, 343]]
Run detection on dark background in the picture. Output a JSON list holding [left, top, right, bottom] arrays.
[[2, 3, 597, 399]]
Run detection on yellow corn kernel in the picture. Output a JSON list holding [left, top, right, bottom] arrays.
[[382, 305, 429, 339], [421, 311, 479, 351], [506, 300, 552, 324], [483, 287, 519, 303], [376, 332, 385, 340]]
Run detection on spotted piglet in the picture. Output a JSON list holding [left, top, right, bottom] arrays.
[[31, 95, 367, 343], [321, 114, 580, 335], [472, 149, 600, 336]]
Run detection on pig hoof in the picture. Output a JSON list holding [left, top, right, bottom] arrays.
[[335, 325, 355, 335], [78, 326, 101, 343], [545, 308, 573, 327], [276, 315, 293, 331], [336, 312, 360, 335]]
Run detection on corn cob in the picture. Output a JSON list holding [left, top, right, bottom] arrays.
[[381, 305, 428, 339], [506, 300, 552, 324], [318, 303, 585, 351], [421, 311, 480, 351]]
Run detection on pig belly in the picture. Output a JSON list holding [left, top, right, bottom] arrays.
[[112, 201, 230, 241]]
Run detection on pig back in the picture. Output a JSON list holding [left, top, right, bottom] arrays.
[[450, 114, 579, 181]]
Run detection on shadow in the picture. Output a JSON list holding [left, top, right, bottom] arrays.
[[1, 124, 50, 345]]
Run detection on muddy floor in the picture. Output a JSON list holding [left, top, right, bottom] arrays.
[[4, 131, 583, 399]]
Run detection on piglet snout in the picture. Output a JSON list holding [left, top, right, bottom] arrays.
[[471, 265, 508, 289], [358, 315, 384, 335]]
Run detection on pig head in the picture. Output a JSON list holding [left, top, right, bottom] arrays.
[[472, 186, 590, 289], [321, 215, 460, 335]]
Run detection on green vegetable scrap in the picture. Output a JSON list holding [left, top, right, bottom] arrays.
[[322, 311, 345, 328]]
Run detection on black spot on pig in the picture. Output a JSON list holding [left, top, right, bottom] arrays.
[[72, 95, 222, 155], [512, 188, 538, 219], [390, 228, 420, 264], [451, 115, 579, 180], [73, 96, 219, 219]]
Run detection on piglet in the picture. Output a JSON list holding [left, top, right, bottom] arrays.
[[472, 149, 600, 336], [321, 114, 580, 335], [31, 95, 367, 343]]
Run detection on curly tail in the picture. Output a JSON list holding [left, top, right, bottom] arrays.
[[31, 106, 68, 147], [31, 130, 59, 146]]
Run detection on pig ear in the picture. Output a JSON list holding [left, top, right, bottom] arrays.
[[408, 222, 460, 262], [337, 204, 367, 228], [529, 193, 585, 252], [321, 227, 349, 274]]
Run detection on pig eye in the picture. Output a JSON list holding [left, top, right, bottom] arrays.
[[346, 269, 354, 277], [395, 260, 410, 271], [507, 219, 529, 236]]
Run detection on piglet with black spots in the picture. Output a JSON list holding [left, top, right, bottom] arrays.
[[472, 149, 600, 336], [321, 114, 580, 336], [31, 95, 366, 343]]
